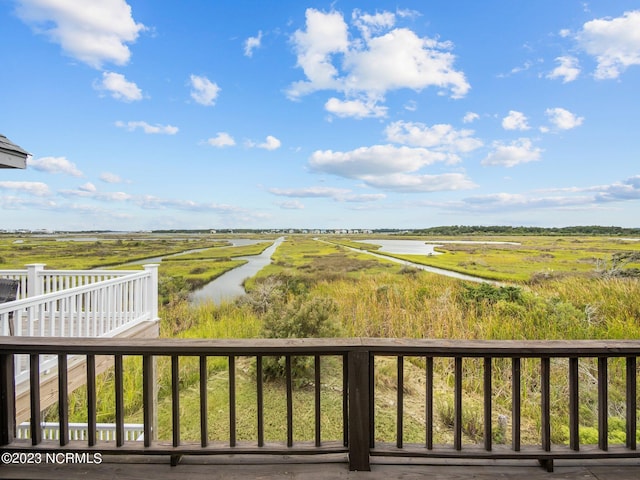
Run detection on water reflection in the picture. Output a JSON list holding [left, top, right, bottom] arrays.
[[190, 237, 284, 305]]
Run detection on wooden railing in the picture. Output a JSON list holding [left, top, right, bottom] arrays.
[[0, 337, 639, 472]]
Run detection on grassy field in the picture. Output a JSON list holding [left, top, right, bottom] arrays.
[[7, 232, 638, 447], [331, 235, 640, 282]]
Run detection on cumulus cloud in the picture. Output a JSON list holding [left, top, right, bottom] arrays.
[[258, 135, 281, 150], [545, 107, 584, 130], [244, 31, 262, 57], [594, 175, 640, 202], [463, 112, 479, 123], [384, 121, 483, 160], [100, 172, 125, 184], [94, 72, 143, 101], [308, 144, 476, 193], [501, 111, 530, 131], [310, 145, 448, 177], [0, 181, 51, 196], [576, 10, 640, 79], [482, 138, 542, 167], [547, 56, 581, 83], [325, 97, 387, 118], [287, 8, 469, 118], [361, 172, 477, 192], [15, 0, 145, 69], [27, 156, 83, 177], [189, 75, 220, 106], [115, 121, 178, 134], [207, 132, 236, 147]]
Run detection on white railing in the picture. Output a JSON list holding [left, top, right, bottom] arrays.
[[17, 422, 145, 442], [0, 265, 158, 338], [0, 264, 159, 382], [0, 264, 139, 300]]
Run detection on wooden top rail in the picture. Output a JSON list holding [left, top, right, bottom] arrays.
[[2, 336, 640, 356]]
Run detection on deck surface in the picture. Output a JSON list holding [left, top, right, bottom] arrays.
[[1, 455, 639, 479]]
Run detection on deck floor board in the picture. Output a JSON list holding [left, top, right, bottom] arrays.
[[0, 456, 639, 479]]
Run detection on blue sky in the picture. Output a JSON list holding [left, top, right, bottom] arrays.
[[1, 0, 640, 231]]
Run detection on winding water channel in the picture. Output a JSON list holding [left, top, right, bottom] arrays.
[[189, 237, 285, 305], [342, 239, 501, 284], [124, 237, 500, 305]]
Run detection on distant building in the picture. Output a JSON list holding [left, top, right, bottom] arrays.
[[0, 134, 29, 169]]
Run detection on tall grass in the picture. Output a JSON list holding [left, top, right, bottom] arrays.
[[46, 235, 640, 446]]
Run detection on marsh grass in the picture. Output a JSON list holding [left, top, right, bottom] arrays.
[[37, 234, 640, 447], [331, 235, 640, 283]]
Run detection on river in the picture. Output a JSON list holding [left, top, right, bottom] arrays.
[[189, 237, 285, 305], [343, 239, 502, 284]]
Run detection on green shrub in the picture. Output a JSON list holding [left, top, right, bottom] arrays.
[[261, 295, 340, 383]]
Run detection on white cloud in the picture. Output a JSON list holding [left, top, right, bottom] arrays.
[[207, 132, 236, 147], [15, 0, 145, 69], [270, 186, 351, 198], [310, 145, 449, 178], [269, 186, 386, 202], [287, 8, 469, 117], [258, 136, 281, 150], [343, 27, 469, 98], [60, 184, 132, 202], [95, 72, 142, 101], [577, 10, 640, 79], [352, 9, 396, 39], [546, 56, 581, 83], [361, 172, 476, 192], [325, 97, 387, 118], [448, 175, 640, 213], [115, 121, 178, 135], [244, 31, 262, 57], [482, 138, 542, 167], [384, 121, 483, 158], [100, 172, 125, 184], [277, 200, 305, 210], [595, 175, 640, 201], [288, 9, 349, 98], [79, 182, 97, 193], [0, 181, 51, 196], [545, 107, 584, 130], [308, 144, 476, 193], [463, 112, 479, 123], [501, 111, 530, 131], [189, 75, 220, 106], [27, 156, 83, 177]]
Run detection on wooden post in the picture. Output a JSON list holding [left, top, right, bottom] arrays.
[[0, 353, 15, 445], [348, 350, 370, 471]]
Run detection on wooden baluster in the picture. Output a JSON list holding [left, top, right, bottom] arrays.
[[200, 356, 208, 448], [626, 356, 637, 450], [426, 356, 433, 450], [569, 357, 579, 451], [484, 357, 492, 452]]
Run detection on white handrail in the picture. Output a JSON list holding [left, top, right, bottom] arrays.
[[1, 266, 159, 381]]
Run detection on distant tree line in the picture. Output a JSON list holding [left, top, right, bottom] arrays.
[[406, 225, 640, 236]]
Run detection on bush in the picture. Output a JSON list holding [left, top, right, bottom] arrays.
[[261, 295, 340, 383], [158, 275, 190, 306]]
